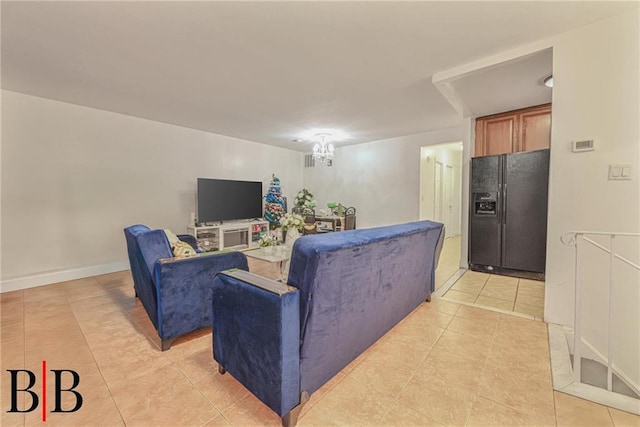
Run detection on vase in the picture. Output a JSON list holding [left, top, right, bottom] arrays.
[[285, 228, 300, 247], [263, 246, 274, 255]]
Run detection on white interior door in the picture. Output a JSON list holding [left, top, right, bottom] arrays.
[[434, 161, 443, 222], [444, 164, 454, 236]]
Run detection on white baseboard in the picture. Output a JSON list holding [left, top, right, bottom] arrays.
[[0, 261, 130, 293]]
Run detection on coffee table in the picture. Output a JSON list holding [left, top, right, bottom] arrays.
[[244, 246, 292, 281]]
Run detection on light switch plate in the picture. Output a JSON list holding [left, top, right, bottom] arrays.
[[608, 164, 632, 180]]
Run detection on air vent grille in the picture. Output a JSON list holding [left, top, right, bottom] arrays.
[[304, 154, 315, 168]]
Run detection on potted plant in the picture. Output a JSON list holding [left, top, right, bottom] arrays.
[[294, 188, 318, 209]]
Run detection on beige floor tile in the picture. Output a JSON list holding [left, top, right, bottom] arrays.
[[518, 279, 545, 297], [299, 375, 397, 426], [462, 270, 491, 281], [477, 363, 555, 424], [110, 364, 220, 426], [24, 367, 124, 427], [2, 269, 634, 427], [360, 328, 438, 371], [516, 292, 545, 306], [519, 278, 545, 287], [347, 349, 417, 395], [487, 338, 551, 373], [202, 414, 233, 426], [1, 412, 25, 427], [222, 392, 283, 426], [487, 274, 520, 285], [380, 401, 446, 426], [195, 370, 252, 413], [1, 319, 24, 342], [1, 336, 25, 369], [447, 314, 499, 342], [407, 303, 454, 329], [554, 391, 615, 426], [172, 344, 220, 384], [494, 314, 548, 350], [428, 297, 461, 315], [93, 270, 133, 285], [609, 407, 640, 426], [475, 295, 515, 311], [445, 289, 478, 304], [450, 280, 485, 295], [455, 304, 502, 323], [467, 396, 554, 426], [432, 330, 491, 365], [479, 281, 518, 300], [514, 301, 544, 318], [397, 371, 475, 426], [164, 330, 212, 361], [420, 345, 486, 392]]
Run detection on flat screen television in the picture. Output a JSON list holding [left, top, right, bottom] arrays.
[[197, 178, 263, 223]]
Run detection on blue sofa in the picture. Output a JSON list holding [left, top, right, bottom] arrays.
[[211, 220, 444, 426], [123, 224, 249, 350]]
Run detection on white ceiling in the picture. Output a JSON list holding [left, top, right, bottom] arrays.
[[1, 1, 635, 151], [452, 48, 554, 118]]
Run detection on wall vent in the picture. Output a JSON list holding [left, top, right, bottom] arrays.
[[304, 154, 315, 168]]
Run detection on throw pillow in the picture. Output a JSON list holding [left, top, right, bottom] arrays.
[[164, 229, 180, 245], [171, 240, 197, 258]]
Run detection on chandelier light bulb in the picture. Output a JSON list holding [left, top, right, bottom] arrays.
[[310, 132, 335, 166]]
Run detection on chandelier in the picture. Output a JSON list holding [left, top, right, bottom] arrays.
[[312, 133, 335, 165]]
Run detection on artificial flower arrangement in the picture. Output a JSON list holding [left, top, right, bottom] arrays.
[[294, 188, 318, 209], [257, 234, 275, 247], [279, 212, 305, 232]]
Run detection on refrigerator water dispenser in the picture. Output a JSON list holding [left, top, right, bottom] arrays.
[[473, 192, 497, 216]]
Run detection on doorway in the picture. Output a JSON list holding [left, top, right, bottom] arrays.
[[420, 143, 462, 236], [419, 142, 463, 289]]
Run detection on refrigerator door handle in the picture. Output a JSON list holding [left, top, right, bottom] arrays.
[[503, 183, 507, 223]]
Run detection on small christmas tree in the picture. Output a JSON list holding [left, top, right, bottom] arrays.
[[264, 174, 286, 228]]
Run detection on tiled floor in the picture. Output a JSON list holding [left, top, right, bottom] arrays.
[[434, 235, 461, 290], [443, 270, 546, 319], [2, 263, 638, 426]]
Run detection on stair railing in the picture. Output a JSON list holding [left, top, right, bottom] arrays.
[[561, 231, 640, 391]]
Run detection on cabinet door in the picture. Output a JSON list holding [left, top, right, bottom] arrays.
[[482, 114, 518, 156], [519, 106, 551, 152]]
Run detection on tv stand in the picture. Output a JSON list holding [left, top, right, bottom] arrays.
[[187, 219, 269, 252]]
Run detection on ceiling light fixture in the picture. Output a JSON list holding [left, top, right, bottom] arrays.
[[312, 133, 335, 166], [544, 75, 553, 88]]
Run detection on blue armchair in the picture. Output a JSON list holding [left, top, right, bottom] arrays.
[[124, 224, 248, 350]]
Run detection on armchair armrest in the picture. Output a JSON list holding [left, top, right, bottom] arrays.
[[153, 251, 248, 340], [212, 270, 300, 418]]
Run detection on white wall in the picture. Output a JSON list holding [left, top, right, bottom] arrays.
[[303, 127, 463, 229], [1, 90, 303, 289], [544, 12, 639, 385]]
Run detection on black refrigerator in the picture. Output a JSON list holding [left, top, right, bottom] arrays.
[[469, 149, 550, 276]]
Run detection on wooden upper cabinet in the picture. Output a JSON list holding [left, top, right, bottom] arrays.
[[519, 105, 551, 152], [475, 104, 551, 157], [477, 113, 518, 156]]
